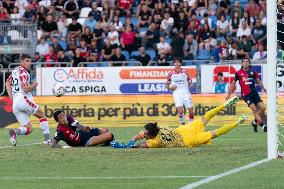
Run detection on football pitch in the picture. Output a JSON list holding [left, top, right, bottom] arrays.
[[0, 126, 283, 189]]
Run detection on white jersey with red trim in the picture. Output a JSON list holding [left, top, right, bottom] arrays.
[[167, 69, 192, 95], [7, 66, 32, 98]]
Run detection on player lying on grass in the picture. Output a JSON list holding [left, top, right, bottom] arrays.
[[51, 110, 114, 148], [111, 96, 247, 148]]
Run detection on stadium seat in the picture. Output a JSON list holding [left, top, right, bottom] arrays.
[[130, 50, 140, 59], [146, 49, 156, 60], [58, 40, 67, 50], [131, 17, 139, 26], [197, 49, 211, 60], [121, 50, 130, 60], [77, 18, 86, 26], [183, 60, 193, 66], [80, 7, 92, 18], [119, 17, 126, 24]]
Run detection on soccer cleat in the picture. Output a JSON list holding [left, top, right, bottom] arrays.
[[44, 139, 52, 145], [261, 125, 267, 132], [237, 115, 248, 125], [9, 129, 17, 146], [223, 96, 240, 107], [251, 120, 258, 132]]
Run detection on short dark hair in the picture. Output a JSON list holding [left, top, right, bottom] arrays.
[[242, 57, 251, 64], [144, 122, 160, 137], [21, 54, 31, 61], [173, 57, 182, 64], [217, 72, 223, 77], [53, 110, 64, 122]]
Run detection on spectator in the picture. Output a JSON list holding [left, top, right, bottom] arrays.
[[198, 23, 215, 50], [138, 5, 152, 28], [251, 18, 267, 45], [144, 22, 160, 49], [23, 5, 36, 22], [102, 39, 113, 61], [32, 52, 42, 62], [102, 2, 114, 21], [208, 0, 218, 16], [84, 12, 96, 32], [50, 36, 63, 54], [100, 13, 110, 32], [52, 0, 65, 13], [157, 35, 172, 56], [44, 46, 58, 66], [196, 0, 208, 17], [110, 47, 126, 66], [2, 0, 15, 14], [171, 32, 185, 58], [246, 0, 260, 18], [228, 42, 238, 60], [66, 38, 77, 54], [237, 35, 252, 59], [63, 0, 79, 18], [15, 0, 29, 16], [81, 26, 93, 45], [57, 14, 68, 38], [39, 0, 51, 9], [134, 47, 151, 66], [120, 25, 137, 53], [10, 7, 22, 25], [116, 0, 133, 17], [72, 48, 86, 67], [259, 11, 267, 26], [156, 51, 170, 66], [88, 39, 100, 62], [160, 12, 174, 37], [57, 49, 70, 66], [78, 39, 89, 59], [214, 72, 228, 93], [90, 2, 101, 21], [123, 17, 134, 29], [153, 1, 165, 17], [183, 34, 198, 60], [218, 0, 231, 16], [93, 22, 105, 50], [218, 41, 229, 60], [200, 12, 213, 30], [112, 15, 123, 32], [107, 25, 120, 48], [173, 11, 188, 33], [36, 37, 49, 56], [41, 14, 58, 38], [186, 20, 198, 39], [46, 5, 57, 20], [230, 11, 241, 37], [0, 7, 9, 22], [252, 42, 267, 61], [237, 20, 251, 39], [230, 1, 244, 18], [67, 16, 82, 40], [241, 11, 254, 28], [216, 14, 229, 38]]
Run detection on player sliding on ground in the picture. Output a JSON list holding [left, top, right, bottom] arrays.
[[110, 96, 246, 148], [6, 54, 51, 146], [51, 110, 114, 148]]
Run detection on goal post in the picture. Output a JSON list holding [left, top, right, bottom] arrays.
[[267, 0, 278, 159]]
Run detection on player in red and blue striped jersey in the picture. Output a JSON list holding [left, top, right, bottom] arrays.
[[226, 58, 267, 132], [51, 110, 114, 148]]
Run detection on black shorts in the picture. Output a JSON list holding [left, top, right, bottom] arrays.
[[80, 128, 100, 146], [242, 92, 262, 106]]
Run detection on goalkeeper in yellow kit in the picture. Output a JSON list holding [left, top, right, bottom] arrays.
[[111, 96, 247, 148]]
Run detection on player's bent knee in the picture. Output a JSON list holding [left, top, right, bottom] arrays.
[[34, 108, 45, 119]]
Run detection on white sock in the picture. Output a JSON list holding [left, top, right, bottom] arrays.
[[16, 127, 27, 135], [40, 118, 50, 141]]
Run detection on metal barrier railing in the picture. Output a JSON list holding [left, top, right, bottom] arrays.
[[0, 23, 37, 55], [78, 61, 142, 67], [0, 64, 5, 96]]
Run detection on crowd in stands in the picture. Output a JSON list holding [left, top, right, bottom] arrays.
[[0, 0, 271, 67]]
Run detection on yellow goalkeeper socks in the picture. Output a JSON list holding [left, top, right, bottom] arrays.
[[215, 122, 238, 136], [204, 104, 224, 122]]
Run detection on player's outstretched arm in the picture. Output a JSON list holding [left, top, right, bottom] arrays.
[[256, 78, 267, 93], [5, 79, 13, 99], [226, 80, 236, 100], [51, 139, 62, 148]]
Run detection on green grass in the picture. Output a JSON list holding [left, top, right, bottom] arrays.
[[0, 126, 283, 189]]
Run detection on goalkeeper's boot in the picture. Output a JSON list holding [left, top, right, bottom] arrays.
[[9, 129, 17, 146], [223, 96, 240, 107], [179, 116, 185, 125], [237, 115, 248, 125], [251, 120, 258, 132], [261, 124, 267, 133]]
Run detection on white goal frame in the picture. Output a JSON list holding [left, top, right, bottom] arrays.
[[267, 0, 278, 159]]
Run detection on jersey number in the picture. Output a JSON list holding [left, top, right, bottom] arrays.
[[11, 78, 19, 91]]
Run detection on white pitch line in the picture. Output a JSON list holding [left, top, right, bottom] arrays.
[[0, 143, 42, 149], [179, 158, 271, 189], [0, 176, 208, 180], [215, 138, 256, 141]]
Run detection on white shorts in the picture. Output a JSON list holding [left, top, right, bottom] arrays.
[[13, 95, 39, 126], [173, 93, 193, 108]]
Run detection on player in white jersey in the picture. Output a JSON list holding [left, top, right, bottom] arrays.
[[166, 57, 194, 124], [5, 54, 51, 146]]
